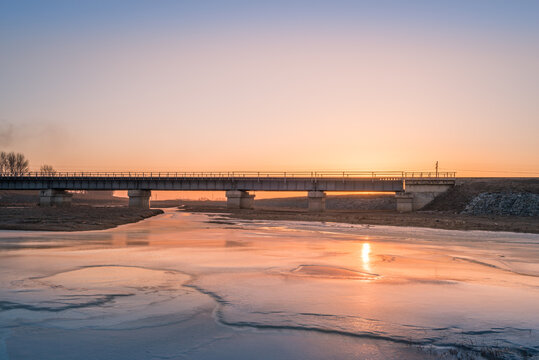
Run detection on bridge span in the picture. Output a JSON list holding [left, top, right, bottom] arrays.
[[0, 171, 456, 212]]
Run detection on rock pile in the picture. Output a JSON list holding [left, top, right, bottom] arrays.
[[462, 192, 539, 216]]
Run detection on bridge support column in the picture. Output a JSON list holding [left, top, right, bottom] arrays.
[[226, 190, 254, 209], [128, 190, 151, 209], [308, 191, 326, 212], [39, 189, 72, 207], [395, 192, 414, 212]]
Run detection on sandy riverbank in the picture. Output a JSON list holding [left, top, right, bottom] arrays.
[[182, 204, 539, 234], [0, 206, 163, 231]]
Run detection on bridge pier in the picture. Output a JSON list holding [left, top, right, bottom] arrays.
[[226, 190, 254, 209], [308, 191, 326, 212], [128, 190, 151, 209], [39, 189, 72, 207], [395, 192, 414, 212]]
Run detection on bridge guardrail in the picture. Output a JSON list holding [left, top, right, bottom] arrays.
[[0, 171, 456, 179]]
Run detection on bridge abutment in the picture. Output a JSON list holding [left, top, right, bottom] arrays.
[[308, 191, 326, 212], [226, 190, 254, 209], [396, 180, 454, 212], [128, 190, 151, 209], [39, 189, 72, 207]]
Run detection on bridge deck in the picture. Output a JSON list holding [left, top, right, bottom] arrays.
[[0, 171, 456, 192]]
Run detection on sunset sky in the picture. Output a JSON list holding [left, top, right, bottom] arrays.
[[1, 1, 538, 176]]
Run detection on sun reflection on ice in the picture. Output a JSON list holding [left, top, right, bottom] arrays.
[[361, 242, 371, 272]]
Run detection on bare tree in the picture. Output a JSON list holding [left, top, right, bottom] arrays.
[[0, 151, 6, 174], [15, 153, 29, 174], [40, 164, 56, 176], [2, 152, 29, 175]]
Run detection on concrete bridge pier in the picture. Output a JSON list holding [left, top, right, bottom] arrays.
[[128, 190, 151, 208], [395, 192, 414, 212], [39, 189, 73, 207], [226, 190, 254, 209], [308, 191, 326, 212]]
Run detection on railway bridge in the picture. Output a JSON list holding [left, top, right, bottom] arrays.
[[0, 171, 456, 212]]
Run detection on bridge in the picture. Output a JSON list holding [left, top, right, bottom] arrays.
[[0, 171, 456, 212]]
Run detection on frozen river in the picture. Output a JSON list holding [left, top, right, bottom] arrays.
[[1, 209, 538, 359]]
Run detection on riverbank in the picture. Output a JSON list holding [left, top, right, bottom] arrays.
[[182, 204, 539, 234], [179, 178, 539, 234], [0, 206, 164, 231]]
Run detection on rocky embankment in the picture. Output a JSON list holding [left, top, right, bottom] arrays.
[[424, 178, 539, 213], [462, 192, 539, 216]]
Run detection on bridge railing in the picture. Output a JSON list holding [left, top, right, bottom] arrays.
[[0, 171, 456, 179]]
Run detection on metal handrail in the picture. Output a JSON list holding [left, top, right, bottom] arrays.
[[0, 171, 457, 179]]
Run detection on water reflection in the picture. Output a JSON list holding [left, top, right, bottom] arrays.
[[361, 242, 371, 272], [109, 230, 150, 247], [127, 229, 150, 246]]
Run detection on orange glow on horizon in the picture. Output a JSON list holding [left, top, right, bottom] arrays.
[[2, 5, 537, 179]]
